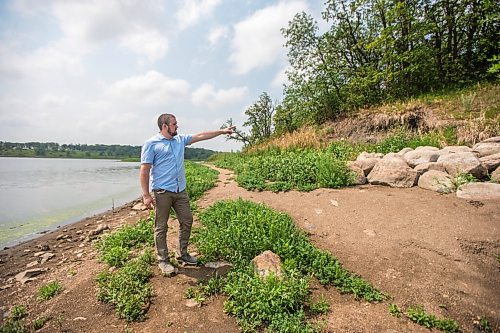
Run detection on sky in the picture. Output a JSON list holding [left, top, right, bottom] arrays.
[[0, 0, 326, 152]]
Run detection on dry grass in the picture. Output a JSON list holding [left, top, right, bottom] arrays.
[[245, 126, 326, 153]]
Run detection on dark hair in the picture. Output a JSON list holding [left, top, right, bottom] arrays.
[[157, 113, 175, 130]]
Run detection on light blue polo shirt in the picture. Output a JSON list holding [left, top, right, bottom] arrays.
[[141, 133, 193, 193]]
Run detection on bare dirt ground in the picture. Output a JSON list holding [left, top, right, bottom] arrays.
[[0, 165, 499, 333]]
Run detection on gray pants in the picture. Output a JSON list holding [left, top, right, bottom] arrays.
[[153, 190, 193, 263]]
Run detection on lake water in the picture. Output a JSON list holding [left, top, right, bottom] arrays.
[[0, 157, 141, 248]]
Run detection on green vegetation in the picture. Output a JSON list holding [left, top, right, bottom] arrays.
[[37, 281, 63, 301], [0, 141, 216, 161], [191, 199, 386, 332], [405, 304, 459, 333], [95, 162, 219, 322], [96, 250, 154, 322]]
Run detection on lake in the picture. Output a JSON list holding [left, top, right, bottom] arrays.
[[0, 157, 141, 248]]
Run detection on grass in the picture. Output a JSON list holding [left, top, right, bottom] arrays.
[[37, 281, 63, 301], [191, 198, 386, 332]]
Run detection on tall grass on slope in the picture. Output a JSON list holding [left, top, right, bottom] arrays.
[[192, 199, 386, 332], [212, 142, 357, 192]]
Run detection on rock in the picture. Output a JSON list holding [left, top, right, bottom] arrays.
[[437, 152, 487, 179], [363, 229, 376, 236], [456, 182, 500, 200], [413, 162, 446, 174], [347, 162, 368, 185], [40, 253, 55, 264], [491, 166, 500, 183], [403, 149, 440, 168], [26, 260, 39, 268], [204, 261, 232, 269], [73, 317, 87, 321], [330, 199, 339, 207], [15, 268, 47, 284], [472, 136, 500, 157], [367, 154, 419, 187], [355, 152, 384, 176], [37, 244, 50, 251], [479, 152, 500, 172], [418, 170, 454, 193], [33, 251, 45, 257], [89, 224, 109, 236], [415, 146, 440, 151], [439, 146, 473, 154], [185, 299, 200, 308], [397, 147, 413, 155], [132, 202, 148, 211], [251, 250, 283, 279]]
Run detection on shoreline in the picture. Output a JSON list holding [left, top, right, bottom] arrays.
[[0, 197, 144, 252]]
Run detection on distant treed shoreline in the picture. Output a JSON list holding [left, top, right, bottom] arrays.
[[0, 141, 216, 161]]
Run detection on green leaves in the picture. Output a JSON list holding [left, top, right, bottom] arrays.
[[193, 199, 386, 332]]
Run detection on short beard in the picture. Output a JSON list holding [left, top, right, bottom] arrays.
[[168, 128, 177, 137]]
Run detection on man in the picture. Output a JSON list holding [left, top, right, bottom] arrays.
[[140, 113, 234, 275]]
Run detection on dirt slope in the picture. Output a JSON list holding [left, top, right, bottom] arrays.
[[0, 165, 498, 333]]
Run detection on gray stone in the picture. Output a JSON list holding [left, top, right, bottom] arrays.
[[397, 147, 413, 155], [472, 137, 500, 157], [418, 170, 454, 193], [439, 146, 473, 154], [354, 152, 384, 176], [347, 162, 367, 185], [15, 268, 47, 284], [479, 152, 500, 172], [132, 202, 148, 211], [456, 182, 500, 200], [415, 146, 440, 151], [403, 149, 440, 168], [414, 162, 446, 174], [367, 154, 419, 188], [437, 152, 487, 179]]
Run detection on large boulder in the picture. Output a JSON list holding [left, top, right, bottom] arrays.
[[479, 152, 500, 173], [437, 152, 487, 179], [347, 162, 368, 185], [456, 182, 500, 200], [354, 152, 384, 176], [472, 136, 500, 157], [414, 162, 446, 174], [403, 149, 440, 168], [439, 146, 473, 154], [367, 153, 419, 188], [418, 170, 454, 193]]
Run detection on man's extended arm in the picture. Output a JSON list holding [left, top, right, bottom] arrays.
[[140, 163, 154, 208], [189, 126, 235, 145]]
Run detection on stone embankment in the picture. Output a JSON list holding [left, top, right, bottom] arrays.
[[348, 136, 500, 200]]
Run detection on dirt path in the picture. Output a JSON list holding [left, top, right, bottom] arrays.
[[0, 165, 499, 333]]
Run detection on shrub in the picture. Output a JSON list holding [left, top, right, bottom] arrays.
[[37, 281, 63, 301]]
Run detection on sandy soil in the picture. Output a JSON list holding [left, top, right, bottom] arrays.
[[0, 165, 498, 333]]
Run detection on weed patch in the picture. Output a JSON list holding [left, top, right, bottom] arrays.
[[37, 281, 63, 301], [192, 199, 386, 332]]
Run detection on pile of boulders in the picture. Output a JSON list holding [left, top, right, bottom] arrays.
[[348, 136, 500, 200]]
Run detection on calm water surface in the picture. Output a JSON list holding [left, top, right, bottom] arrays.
[[0, 157, 141, 248]]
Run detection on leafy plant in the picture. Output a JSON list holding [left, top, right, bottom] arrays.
[[452, 173, 477, 189], [96, 254, 153, 322], [193, 199, 386, 332], [9, 306, 27, 321], [32, 316, 49, 330], [37, 281, 63, 301], [389, 303, 402, 317], [309, 295, 330, 315], [406, 304, 459, 332]]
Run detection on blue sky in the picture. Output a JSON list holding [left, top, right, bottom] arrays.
[[0, 0, 326, 151]]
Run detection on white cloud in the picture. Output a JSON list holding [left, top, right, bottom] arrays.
[[272, 66, 291, 88], [39, 94, 70, 108], [229, 0, 309, 75], [191, 83, 248, 109], [104, 71, 190, 107], [119, 27, 168, 63], [176, 0, 221, 30], [50, 0, 168, 62], [208, 26, 229, 47]]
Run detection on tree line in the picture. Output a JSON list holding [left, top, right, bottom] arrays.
[[226, 0, 499, 147], [0, 142, 216, 161]]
